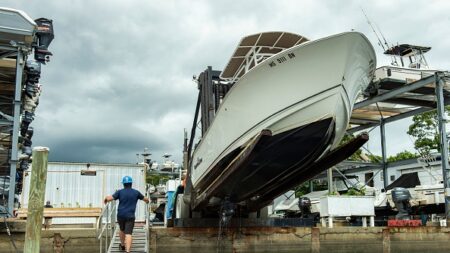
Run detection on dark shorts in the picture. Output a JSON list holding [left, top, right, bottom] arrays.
[[118, 218, 135, 235]]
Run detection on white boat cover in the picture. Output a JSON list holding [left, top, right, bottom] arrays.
[[0, 7, 36, 47]]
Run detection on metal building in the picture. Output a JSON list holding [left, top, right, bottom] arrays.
[[21, 162, 147, 224]]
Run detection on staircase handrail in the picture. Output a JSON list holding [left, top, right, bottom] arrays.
[[145, 202, 150, 252], [96, 200, 117, 253]]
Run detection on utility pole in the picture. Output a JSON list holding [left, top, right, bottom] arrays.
[[23, 147, 49, 253]]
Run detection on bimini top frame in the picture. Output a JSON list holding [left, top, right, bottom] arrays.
[[220, 32, 308, 83]]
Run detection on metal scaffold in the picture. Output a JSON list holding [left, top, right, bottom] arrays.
[[343, 70, 450, 221], [0, 8, 54, 216]]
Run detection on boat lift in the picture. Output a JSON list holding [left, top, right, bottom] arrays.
[[343, 71, 450, 221], [0, 9, 43, 217], [0, 8, 54, 217]]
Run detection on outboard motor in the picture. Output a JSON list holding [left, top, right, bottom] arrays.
[[34, 18, 54, 63], [392, 187, 412, 220], [298, 197, 312, 218]]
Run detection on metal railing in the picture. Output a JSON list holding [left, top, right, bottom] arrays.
[[145, 202, 150, 252], [96, 200, 117, 253]]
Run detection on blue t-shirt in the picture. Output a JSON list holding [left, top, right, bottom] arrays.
[[112, 188, 144, 219]]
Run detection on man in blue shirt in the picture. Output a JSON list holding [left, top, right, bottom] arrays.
[[104, 176, 149, 253]]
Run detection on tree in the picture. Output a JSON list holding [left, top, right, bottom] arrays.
[[407, 107, 450, 156], [294, 180, 328, 197], [339, 133, 364, 161], [387, 150, 418, 162], [146, 174, 170, 186]]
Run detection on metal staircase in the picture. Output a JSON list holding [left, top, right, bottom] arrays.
[[108, 224, 147, 253], [97, 201, 150, 253]]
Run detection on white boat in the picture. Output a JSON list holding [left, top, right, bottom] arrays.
[[189, 31, 376, 210], [373, 44, 440, 83]]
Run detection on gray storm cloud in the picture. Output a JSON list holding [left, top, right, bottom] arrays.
[[2, 0, 450, 163]]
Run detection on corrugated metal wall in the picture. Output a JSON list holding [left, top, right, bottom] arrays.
[[21, 162, 146, 224]]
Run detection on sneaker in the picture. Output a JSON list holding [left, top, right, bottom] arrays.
[[119, 244, 125, 251]]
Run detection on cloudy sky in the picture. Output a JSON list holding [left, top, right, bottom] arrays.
[[3, 0, 450, 164]]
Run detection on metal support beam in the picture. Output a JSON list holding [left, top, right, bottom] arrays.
[[333, 167, 358, 189], [354, 75, 435, 110], [0, 119, 13, 126], [347, 107, 435, 134], [0, 50, 17, 59], [347, 122, 379, 134], [435, 72, 450, 221], [0, 45, 18, 51], [327, 167, 333, 194], [380, 120, 388, 188], [8, 49, 23, 216], [340, 164, 384, 174]]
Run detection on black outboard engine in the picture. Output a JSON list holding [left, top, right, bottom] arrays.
[[392, 187, 412, 220], [298, 197, 312, 218], [34, 18, 54, 63]]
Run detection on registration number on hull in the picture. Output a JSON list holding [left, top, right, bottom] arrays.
[[268, 52, 296, 68]]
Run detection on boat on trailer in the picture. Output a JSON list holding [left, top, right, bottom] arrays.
[[186, 31, 376, 213]]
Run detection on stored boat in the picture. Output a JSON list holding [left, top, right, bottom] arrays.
[[187, 31, 376, 212]]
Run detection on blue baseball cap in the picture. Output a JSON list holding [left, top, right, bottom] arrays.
[[122, 176, 133, 184]]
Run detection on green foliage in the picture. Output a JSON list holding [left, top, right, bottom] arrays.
[[146, 174, 170, 186], [407, 106, 450, 156], [387, 150, 418, 162], [339, 134, 363, 161], [294, 180, 328, 197], [366, 153, 382, 163], [366, 151, 417, 163], [407, 110, 440, 155], [345, 187, 365, 196]]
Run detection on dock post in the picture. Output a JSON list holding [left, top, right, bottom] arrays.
[[382, 228, 390, 253], [435, 72, 450, 224], [23, 147, 49, 253], [362, 217, 367, 227], [311, 227, 320, 253]]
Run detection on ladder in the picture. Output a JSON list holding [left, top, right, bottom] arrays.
[[108, 224, 147, 253]]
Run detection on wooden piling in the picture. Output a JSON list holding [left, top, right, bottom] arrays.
[[23, 147, 49, 253]]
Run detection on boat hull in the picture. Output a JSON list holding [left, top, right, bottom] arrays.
[[190, 32, 376, 208]]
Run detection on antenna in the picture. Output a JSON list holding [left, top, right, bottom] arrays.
[[375, 23, 398, 66], [361, 7, 385, 51], [375, 23, 390, 52], [361, 8, 398, 65]]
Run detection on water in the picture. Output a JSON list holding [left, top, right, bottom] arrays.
[[217, 200, 235, 253]]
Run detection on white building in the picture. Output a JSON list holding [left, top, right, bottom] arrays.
[[21, 161, 147, 224]]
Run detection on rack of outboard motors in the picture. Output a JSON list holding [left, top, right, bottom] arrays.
[[0, 9, 54, 216]]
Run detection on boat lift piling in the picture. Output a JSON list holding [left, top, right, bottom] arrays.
[[435, 72, 450, 221], [7, 48, 24, 216], [380, 119, 388, 188]]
